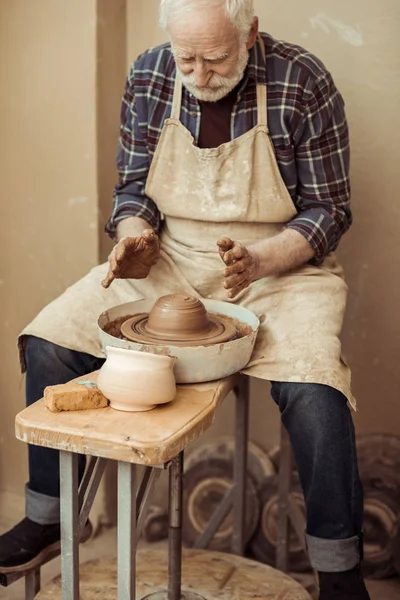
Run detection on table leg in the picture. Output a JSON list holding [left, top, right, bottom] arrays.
[[118, 462, 137, 600], [25, 568, 40, 600], [232, 375, 249, 556], [168, 452, 183, 600], [142, 453, 206, 600], [60, 451, 80, 600]]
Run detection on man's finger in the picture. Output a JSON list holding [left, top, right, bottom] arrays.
[[102, 246, 119, 289], [115, 241, 127, 262], [223, 272, 246, 290], [217, 237, 234, 251], [101, 268, 115, 289], [223, 255, 253, 277], [142, 229, 156, 241], [227, 280, 250, 299], [223, 260, 246, 277], [217, 238, 234, 263], [223, 244, 245, 264]]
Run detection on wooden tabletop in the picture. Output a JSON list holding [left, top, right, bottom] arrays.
[[15, 372, 238, 465]]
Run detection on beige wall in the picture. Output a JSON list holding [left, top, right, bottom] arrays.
[[97, 0, 127, 262], [0, 0, 98, 519], [0, 0, 126, 521], [125, 0, 400, 445]]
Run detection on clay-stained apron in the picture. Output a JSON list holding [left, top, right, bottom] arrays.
[[19, 38, 355, 409]]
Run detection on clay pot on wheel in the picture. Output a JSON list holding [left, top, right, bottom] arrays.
[[120, 293, 237, 347], [97, 346, 176, 412]]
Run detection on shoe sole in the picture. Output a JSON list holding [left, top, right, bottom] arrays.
[[0, 521, 93, 575]]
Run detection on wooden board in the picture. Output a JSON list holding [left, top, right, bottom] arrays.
[[35, 548, 312, 599], [15, 372, 238, 465]]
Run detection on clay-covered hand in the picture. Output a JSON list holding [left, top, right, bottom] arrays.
[[217, 237, 260, 299], [102, 230, 160, 289]]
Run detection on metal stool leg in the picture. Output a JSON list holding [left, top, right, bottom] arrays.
[[118, 462, 137, 600], [232, 375, 250, 556], [142, 452, 205, 600], [25, 568, 40, 599], [60, 451, 80, 600], [168, 452, 183, 600]]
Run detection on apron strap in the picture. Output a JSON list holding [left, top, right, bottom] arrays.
[[257, 85, 268, 127], [256, 34, 268, 128], [171, 72, 183, 120]]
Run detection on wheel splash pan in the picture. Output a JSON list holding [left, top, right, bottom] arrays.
[[98, 298, 260, 384]]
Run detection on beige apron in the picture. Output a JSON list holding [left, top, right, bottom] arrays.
[[19, 40, 355, 409]]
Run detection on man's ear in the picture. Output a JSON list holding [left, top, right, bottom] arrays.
[[246, 17, 259, 50]]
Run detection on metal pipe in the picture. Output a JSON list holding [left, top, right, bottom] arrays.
[[78, 455, 97, 509], [78, 458, 107, 534], [118, 462, 137, 600], [232, 375, 249, 556], [136, 468, 162, 541], [194, 486, 235, 549], [168, 452, 184, 600], [60, 451, 80, 600], [25, 568, 40, 600]]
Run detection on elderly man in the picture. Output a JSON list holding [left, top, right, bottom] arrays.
[[0, 1, 369, 598]]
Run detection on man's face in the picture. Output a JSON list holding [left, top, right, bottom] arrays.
[[169, 5, 256, 102]]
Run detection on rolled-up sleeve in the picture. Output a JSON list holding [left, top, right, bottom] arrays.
[[287, 72, 352, 263], [105, 65, 161, 239]]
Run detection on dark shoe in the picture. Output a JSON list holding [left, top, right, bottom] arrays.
[[0, 517, 92, 573], [318, 568, 371, 599]]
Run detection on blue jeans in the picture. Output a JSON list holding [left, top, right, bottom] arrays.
[[25, 336, 105, 524], [24, 336, 363, 571], [271, 381, 364, 571]]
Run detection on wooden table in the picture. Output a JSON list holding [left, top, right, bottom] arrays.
[[15, 372, 250, 600]]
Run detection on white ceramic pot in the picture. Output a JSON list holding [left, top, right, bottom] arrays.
[[97, 346, 177, 412]]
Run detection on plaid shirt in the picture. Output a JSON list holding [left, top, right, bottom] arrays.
[[106, 32, 352, 263]]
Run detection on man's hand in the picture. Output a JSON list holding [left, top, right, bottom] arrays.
[[102, 229, 160, 289], [217, 237, 260, 299], [218, 230, 316, 299]]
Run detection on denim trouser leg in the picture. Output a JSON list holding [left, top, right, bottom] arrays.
[[24, 336, 105, 525], [270, 382, 364, 572]]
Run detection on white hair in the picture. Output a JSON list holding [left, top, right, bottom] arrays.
[[159, 0, 255, 38]]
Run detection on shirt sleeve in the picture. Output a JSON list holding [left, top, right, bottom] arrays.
[[287, 72, 352, 263], [105, 64, 161, 240]]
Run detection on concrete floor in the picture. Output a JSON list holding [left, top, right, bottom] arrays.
[[1, 527, 400, 599]]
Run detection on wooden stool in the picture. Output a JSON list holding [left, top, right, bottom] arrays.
[[14, 372, 252, 600], [35, 548, 312, 599]]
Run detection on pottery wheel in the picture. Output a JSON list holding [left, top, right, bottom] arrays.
[[120, 313, 237, 347]]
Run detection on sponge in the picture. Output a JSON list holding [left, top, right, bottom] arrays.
[[44, 380, 108, 413]]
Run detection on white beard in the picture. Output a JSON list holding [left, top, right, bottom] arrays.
[[175, 44, 250, 102]]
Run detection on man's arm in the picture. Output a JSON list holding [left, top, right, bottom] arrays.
[[105, 63, 161, 240], [220, 71, 351, 297], [218, 230, 314, 298], [286, 70, 352, 264], [102, 62, 163, 288], [115, 216, 154, 242]]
